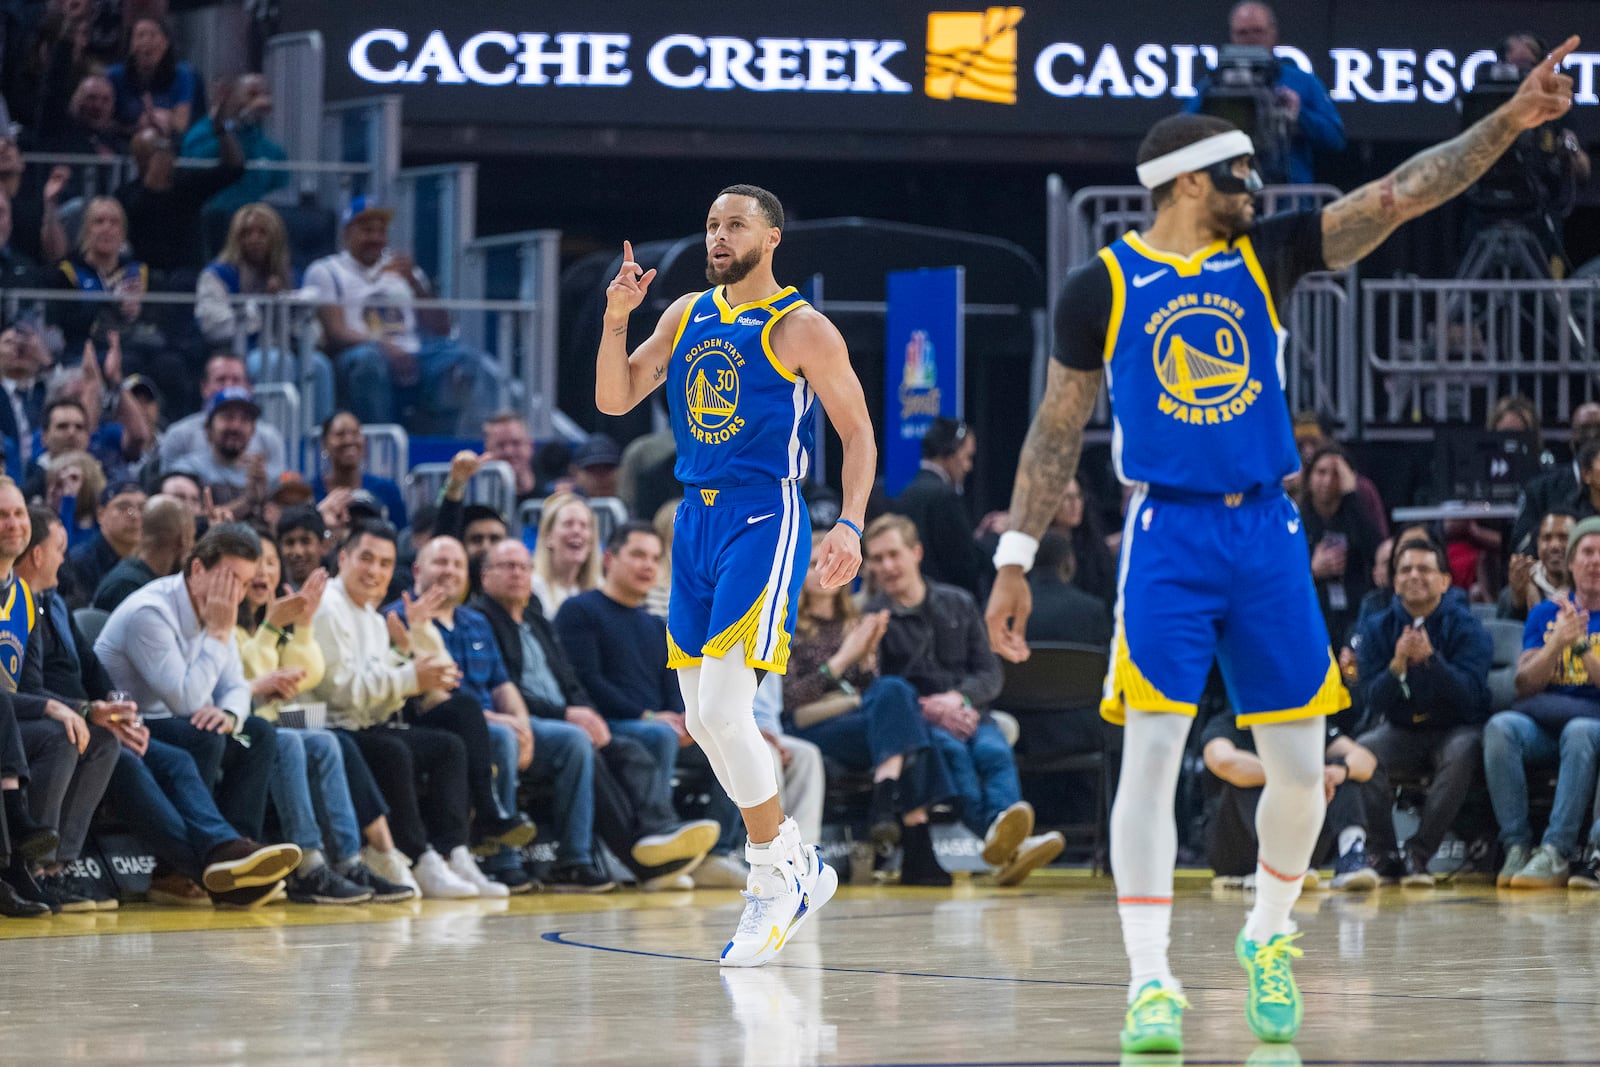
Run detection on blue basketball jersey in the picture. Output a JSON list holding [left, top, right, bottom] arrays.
[[1098, 233, 1300, 494], [667, 286, 815, 487], [0, 577, 35, 692]]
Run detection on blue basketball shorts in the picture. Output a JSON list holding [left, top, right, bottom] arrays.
[[667, 481, 811, 673], [1101, 486, 1349, 727]]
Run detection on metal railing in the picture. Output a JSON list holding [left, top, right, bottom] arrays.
[[518, 496, 629, 545], [405, 460, 516, 520], [22, 153, 374, 203], [1362, 278, 1599, 426]]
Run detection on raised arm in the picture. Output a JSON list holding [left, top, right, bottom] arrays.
[[984, 361, 1104, 661], [1321, 35, 1579, 271], [596, 240, 695, 416]]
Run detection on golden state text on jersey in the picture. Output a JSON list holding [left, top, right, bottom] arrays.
[[667, 285, 815, 487], [1097, 232, 1299, 495]]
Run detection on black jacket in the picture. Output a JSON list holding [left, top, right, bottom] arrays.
[[1354, 591, 1493, 729], [892, 468, 989, 599], [469, 594, 592, 719], [1512, 464, 1579, 556], [1025, 575, 1113, 647], [866, 580, 1004, 709]]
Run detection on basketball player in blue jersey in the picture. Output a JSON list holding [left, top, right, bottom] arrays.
[[986, 39, 1580, 1054], [596, 185, 876, 967]]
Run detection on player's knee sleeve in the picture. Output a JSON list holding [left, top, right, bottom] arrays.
[[678, 666, 705, 742], [696, 654, 779, 808], [1253, 717, 1327, 794]]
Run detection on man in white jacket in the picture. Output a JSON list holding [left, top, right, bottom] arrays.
[[308, 518, 489, 899]]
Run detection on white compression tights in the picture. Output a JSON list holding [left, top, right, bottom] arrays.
[[1245, 715, 1328, 941], [677, 658, 781, 812]]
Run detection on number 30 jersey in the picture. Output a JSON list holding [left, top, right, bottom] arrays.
[[666, 284, 816, 488]]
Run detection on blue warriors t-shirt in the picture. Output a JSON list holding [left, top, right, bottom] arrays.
[[1522, 595, 1600, 698], [667, 286, 815, 487], [1054, 211, 1326, 494]]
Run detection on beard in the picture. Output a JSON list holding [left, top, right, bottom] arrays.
[[705, 246, 762, 286], [1206, 192, 1256, 238], [215, 438, 247, 462]]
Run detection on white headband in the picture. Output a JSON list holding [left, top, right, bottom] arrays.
[[1136, 131, 1256, 189]]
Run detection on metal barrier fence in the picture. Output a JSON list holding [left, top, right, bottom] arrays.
[[1361, 278, 1600, 426], [22, 153, 374, 204], [518, 496, 629, 546], [405, 460, 516, 520]]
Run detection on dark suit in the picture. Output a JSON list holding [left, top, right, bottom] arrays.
[[1025, 575, 1113, 647], [893, 467, 989, 599], [1512, 464, 1579, 555]]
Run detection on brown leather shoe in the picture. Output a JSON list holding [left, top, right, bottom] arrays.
[[147, 873, 211, 908], [202, 839, 302, 893]]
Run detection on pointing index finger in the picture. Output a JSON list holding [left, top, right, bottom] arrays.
[[1546, 35, 1581, 72], [622, 239, 634, 265]]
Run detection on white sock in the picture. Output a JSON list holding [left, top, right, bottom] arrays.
[[1245, 861, 1305, 942], [1119, 902, 1177, 1000], [1338, 826, 1366, 857], [296, 848, 326, 875]]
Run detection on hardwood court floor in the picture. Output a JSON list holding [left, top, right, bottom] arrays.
[[2, 871, 1597, 1066]]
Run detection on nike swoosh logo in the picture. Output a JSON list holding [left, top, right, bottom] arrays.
[[747, 513, 776, 525], [1288, 519, 1301, 534], [1132, 270, 1168, 288], [472, 642, 485, 651], [694, 312, 717, 322]]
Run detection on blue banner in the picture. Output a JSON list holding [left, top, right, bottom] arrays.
[[884, 267, 963, 497]]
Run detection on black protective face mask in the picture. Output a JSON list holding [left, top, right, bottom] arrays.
[[1205, 156, 1264, 196]]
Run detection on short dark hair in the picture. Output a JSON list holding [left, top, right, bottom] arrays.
[[186, 522, 262, 571], [160, 469, 204, 496], [718, 184, 784, 230], [25, 504, 59, 556], [1136, 113, 1238, 207], [320, 410, 358, 441], [342, 517, 398, 554], [1393, 536, 1449, 577], [1578, 435, 1600, 478], [276, 504, 326, 541], [921, 417, 970, 460], [605, 520, 661, 555], [1033, 530, 1076, 581], [43, 397, 88, 429]]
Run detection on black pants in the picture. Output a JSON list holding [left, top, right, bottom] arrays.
[[343, 725, 469, 858], [585, 734, 686, 877], [145, 714, 281, 841], [0, 690, 26, 783], [1207, 776, 1374, 878], [408, 693, 502, 828], [1357, 721, 1483, 862], [20, 720, 118, 864]]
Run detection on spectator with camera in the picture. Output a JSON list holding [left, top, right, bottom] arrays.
[[1301, 444, 1382, 648], [1186, 1, 1345, 185], [1353, 537, 1493, 887]]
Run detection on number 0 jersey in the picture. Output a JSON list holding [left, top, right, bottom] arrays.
[[666, 285, 815, 488]]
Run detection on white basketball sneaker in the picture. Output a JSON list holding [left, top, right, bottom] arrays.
[[720, 821, 836, 968]]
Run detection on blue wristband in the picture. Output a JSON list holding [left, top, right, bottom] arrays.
[[836, 518, 863, 538]]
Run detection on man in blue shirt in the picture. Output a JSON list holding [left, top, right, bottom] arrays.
[[1186, 2, 1345, 185]]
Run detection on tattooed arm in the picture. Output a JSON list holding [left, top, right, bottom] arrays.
[[1321, 35, 1579, 271], [985, 361, 1104, 661], [596, 239, 694, 415]]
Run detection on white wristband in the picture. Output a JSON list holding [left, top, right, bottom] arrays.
[[993, 531, 1040, 573]]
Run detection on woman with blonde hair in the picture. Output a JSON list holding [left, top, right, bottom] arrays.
[[783, 532, 957, 885], [531, 491, 602, 620]]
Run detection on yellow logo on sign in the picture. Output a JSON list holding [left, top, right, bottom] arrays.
[[925, 7, 1024, 105], [701, 489, 720, 506]]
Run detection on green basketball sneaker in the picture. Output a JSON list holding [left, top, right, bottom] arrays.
[[1235, 929, 1304, 1042], [1119, 980, 1189, 1054]]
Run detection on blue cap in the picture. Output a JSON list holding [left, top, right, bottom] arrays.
[[205, 385, 261, 422], [341, 195, 394, 227]]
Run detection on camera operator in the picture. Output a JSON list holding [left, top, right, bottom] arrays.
[[1185, 1, 1345, 186]]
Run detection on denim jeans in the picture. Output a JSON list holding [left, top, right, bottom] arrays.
[[271, 728, 363, 862], [334, 337, 496, 436], [146, 714, 280, 840], [931, 718, 1023, 838], [792, 676, 956, 815], [1483, 708, 1600, 856], [608, 718, 681, 819], [485, 720, 519, 873], [106, 738, 239, 884]]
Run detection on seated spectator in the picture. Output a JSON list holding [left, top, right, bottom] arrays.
[[276, 505, 328, 590], [645, 498, 676, 620], [181, 73, 288, 220], [0, 679, 56, 915], [460, 505, 507, 566], [118, 93, 244, 281], [158, 353, 287, 475], [1354, 538, 1493, 887], [306, 519, 498, 899], [616, 428, 679, 524], [0, 318, 50, 474], [235, 538, 411, 904], [305, 198, 495, 436], [1291, 412, 1389, 538], [34, 346, 153, 488], [473, 539, 718, 885], [570, 434, 621, 501], [52, 198, 151, 372], [95, 523, 286, 847], [34, 73, 126, 162], [5, 488, 119, 913], [1500, 511, 1576, 622], [784, 532, 956, 885], [749, 671, 826, 853], [0, 189, 49, 290], [401, 536, 601, 893], [1203, 712, 1383, 891], [482, 410, 542, 505], [892, 417, 988, 600], [0, 133, 68, 267], [1356, 536, 1396, 626], [863, 514, 1062, 885], [311, 411, 406, 531], [63, 476, 141, 603], [157, 469, 204, 517], [92, 492, 191, 611], [22, 505, 302, 908], [1489, 394, 1553, 468], [1025, 532, 1113, 646], [42, 447, 102, 551], [1512, 403, 1600, 554], [106, 17, 200, 137], [174, 387, 280, 517], [27, 393, 91, 491], [1485, 516, 1600, 891], [1302, 444, 1382, 647], [532, 491, 601, 620], [12, 3, 121, 138]]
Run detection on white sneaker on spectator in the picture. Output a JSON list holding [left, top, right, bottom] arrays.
[[361, 847, 421, 897], [448, 846, 510, 898], [412, 848, 478, 899], [694, 852, 752, 889]]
